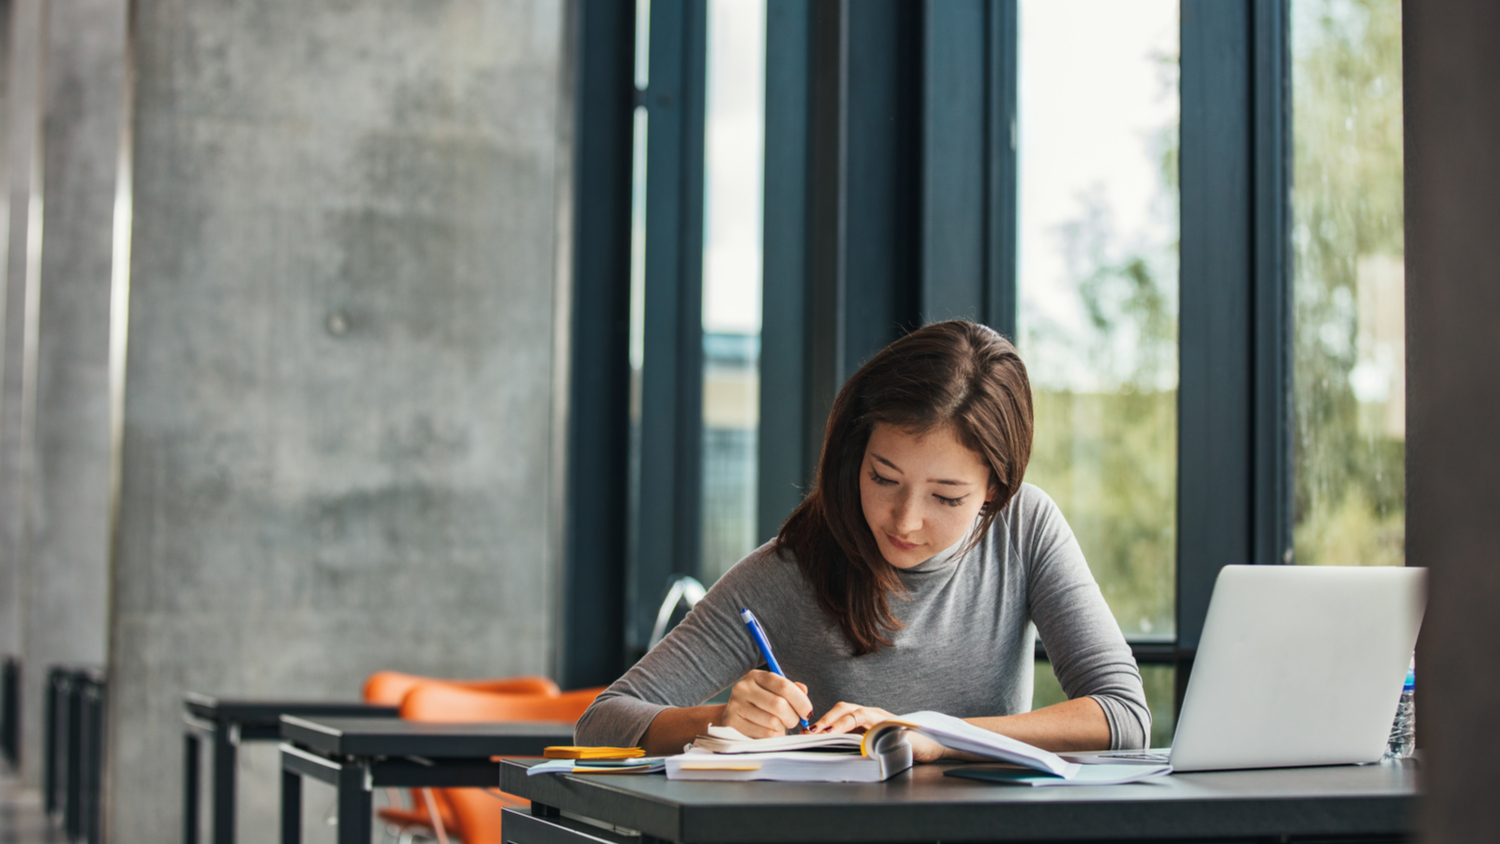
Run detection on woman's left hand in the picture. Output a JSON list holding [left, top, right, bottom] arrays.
[[810, 702, 948, 763]]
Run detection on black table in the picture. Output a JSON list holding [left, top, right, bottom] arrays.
[[498, 758, 1418, 843], [181, 695, 399, 844], [277, 716, 577, 844], [46, 666, 106, 844]]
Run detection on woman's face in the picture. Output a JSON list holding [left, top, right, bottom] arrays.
[[859, 422, 994, 569]]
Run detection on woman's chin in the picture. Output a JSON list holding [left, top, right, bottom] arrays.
[[880, 545, 928, 569]]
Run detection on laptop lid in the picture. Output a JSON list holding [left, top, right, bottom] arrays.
[[1168, 565, 1425, 772]]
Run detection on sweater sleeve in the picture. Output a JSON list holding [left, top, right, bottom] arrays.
[[1016, 486, 1153, 750], [573, 545, 778, 747]]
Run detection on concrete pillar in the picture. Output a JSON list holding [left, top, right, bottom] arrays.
[[0, 0, 18, 667], [106, 1, 572, 840], [0, 0, 44, 782], [21, 0, 124, 787]]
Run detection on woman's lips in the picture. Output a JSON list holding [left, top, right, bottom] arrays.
[[886, 533, 919, 551]]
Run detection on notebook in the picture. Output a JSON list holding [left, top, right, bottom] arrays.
[[946, 763, 1171, 787]]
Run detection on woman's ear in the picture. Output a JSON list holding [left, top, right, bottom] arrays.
[[981, 484, 999, 514]]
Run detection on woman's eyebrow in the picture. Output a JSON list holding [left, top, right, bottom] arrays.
[[872, 452, 975, 486]]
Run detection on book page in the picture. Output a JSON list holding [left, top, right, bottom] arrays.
[[692, 724, 863, 754], [863, 711, 1080, 778]]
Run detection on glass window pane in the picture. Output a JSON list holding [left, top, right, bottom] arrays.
[[699, 0, 766, 585], [1016, 1, 1180, 640], [1034, 660, 1175, 748], [1290, 0, 1405, 567]]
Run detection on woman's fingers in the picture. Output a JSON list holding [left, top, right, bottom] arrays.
[[739, 676, 805, 729], [751, 672, 813, 723], [811, 702, 899, 734], [730, 704, 787, 737], [722, 670, 813, 736], [721, 694, 783, 737], [810, 701, 865, 734]]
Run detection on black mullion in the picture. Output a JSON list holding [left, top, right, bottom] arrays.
[[803, 0, 844, 468], [1252, 0, 1292, 568], [985, 0, 1019, 340], [758, 0, 815, 543], [921, 0, 986, 324], [919, 0, 1017, 337], [1178, 0, 1257, 709], [559, 0, 637, 689], [676, 1, 707, 586], [633, 0, 707, 655], [841, 0, 922, 378], [801, 0, 924, 473]]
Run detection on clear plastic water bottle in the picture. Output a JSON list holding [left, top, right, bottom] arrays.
[[1383, 657, 1415, 760]]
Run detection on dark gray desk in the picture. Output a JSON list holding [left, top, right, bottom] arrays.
[[181, 695, 399, 844], [498, 758, 1417, 843], [278, 716, 577, 844], [47, 666, 106, 844]]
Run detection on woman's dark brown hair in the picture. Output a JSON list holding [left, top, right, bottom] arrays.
[[775, 319, 1034, 655]]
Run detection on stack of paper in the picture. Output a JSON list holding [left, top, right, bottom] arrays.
[[666, 746, 908, 782], [688, 725, 863, 754]]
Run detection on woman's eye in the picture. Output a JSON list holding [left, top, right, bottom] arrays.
[[934, 494, 967, 508], [868, 470, 897, 486]]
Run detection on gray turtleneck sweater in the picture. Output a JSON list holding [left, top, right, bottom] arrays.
[[575, 483, 1151, 751]]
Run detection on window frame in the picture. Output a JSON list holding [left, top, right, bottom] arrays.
[[563, 0, 1297, 706]]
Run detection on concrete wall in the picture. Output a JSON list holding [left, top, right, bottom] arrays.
[[106, 1, 571, 840], [1405, 1, 1500, 841]]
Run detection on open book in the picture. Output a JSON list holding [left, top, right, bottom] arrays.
[[666, 711, 1087, 783]]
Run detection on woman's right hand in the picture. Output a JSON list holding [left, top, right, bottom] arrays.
[[719, 670, 813, 737]]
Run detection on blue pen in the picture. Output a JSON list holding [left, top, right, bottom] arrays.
[[740, 608, 812, 731]]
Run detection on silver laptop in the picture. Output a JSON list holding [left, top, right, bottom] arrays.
[[1069, 564, 1426, 772]]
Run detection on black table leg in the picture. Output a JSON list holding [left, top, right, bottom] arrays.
[[183, 732, 201, 844], [280, 768, 301, 844], [336, 761, 371, 844], [66, 678, 83, 839], [213, 722, 237, 844], [83, 687, 103, 844], [43, 674, 58, 815]]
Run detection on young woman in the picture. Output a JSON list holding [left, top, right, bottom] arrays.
[[575, 320, 1149, 760]]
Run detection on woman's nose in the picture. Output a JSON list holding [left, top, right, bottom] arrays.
[[892, 492, 921, 534]]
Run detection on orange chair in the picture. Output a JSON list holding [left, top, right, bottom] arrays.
[[364, 673, 561, 843], [363, 671, 560, 706], [402, 683, 601, 723], [398, 683, 606, 844]]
